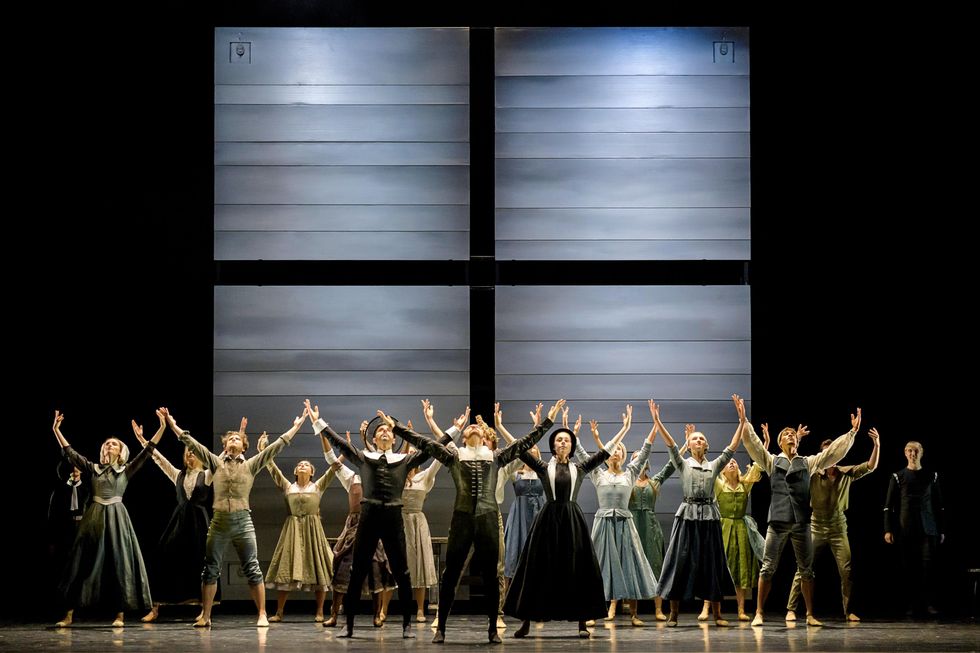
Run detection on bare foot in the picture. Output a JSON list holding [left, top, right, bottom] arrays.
[[751, 613, 764, 626], [112, 613, 125, 628], [697, 606, 710, 621], [141, 608, 159, 623], [715, 618, 729, 627], [631, 615, 644, 626], [496, 616, 506, 629], [846, 613, 860, 622], [55, 610, 73, 628], [738, 612, 751, 621], [256, 614, 270, 627], [315, 614, 324, 623], [655, 611, 668, 621], [785, 609, 797, 621], [666, 613, 678, 627], [416, 612, 426, 623], [805, 614, 823, 626], [193, 617, 211, 628], [268, 614, 282, 623]]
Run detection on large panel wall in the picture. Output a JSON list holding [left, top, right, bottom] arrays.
[[214, 28, 470, 260], [495, 27, 750, 260], [213, 285, 469, 594], [496, 285, 752, 516]]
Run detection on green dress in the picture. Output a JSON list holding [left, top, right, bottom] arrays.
[[628, 481, 665, 577], [715, 464, 763, 590]]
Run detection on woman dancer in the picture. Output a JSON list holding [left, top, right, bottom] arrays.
[[576, 411, 658, 626], [256, 431, 337, 622], [131, 419, 215, 622], [504, 404, 632, 639], [52, 409, 163, 627], [654, 395, 746, 627], [402, 436, 444, 622]]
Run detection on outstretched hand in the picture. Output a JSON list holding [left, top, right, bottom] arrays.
[[546, 399, 567, 422], [851, 407, 862, 432], [304, 399, 320, 422], [257, 431, 269, 452], [377, 410, 396, 428], [530, 403, 543, 426], [868, 427, 880, 444], [761, 423, 771, 450], [53, 410, 64, 433], [453, 405, 470, 431], [732, 394, 746, 423], [131, 420, 147, 446]]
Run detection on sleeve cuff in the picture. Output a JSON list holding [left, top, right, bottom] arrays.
[[313, 418, 329, 435]]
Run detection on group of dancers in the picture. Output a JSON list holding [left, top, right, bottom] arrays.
[[47, 394, 943, 640]]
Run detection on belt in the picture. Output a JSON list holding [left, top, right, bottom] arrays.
[[93, 496, 122, 505], [683, 497, 715, 505]]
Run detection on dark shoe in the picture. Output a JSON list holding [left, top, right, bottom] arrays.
[[578, 621, 590, 638], [432, 629, 445, 643], [926, 605, 939, 616], [513, 621, 530, 638]]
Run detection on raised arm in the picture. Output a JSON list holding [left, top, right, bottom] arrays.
[[494, 403, 515, 444], [727, 394, 747, 452], [807, 408, 861, 474], [246, 409, 308, 475], [257, 432, 290, 491], [132, 417, 179, 484], [54, 412, 95, 473], [420, 398, 450, 442], [164, 407, 222, 472], [867, 427, 880, 471], [315, 463, 338, 492], [496, 399, 564, 466], [600, 404, 632, 452], [385, 410, 456, 466], [125, 411, 166, 477]]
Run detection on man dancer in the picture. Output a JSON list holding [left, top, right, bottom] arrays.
[[311, 399, 457, 639], [383, 398, 563, 644], [741, 408, 861, 626], [786, 427, 880, 621], [884, 440, 944, 616]]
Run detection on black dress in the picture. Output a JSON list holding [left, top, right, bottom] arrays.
[[503, 450, 609, 622], [149, 468, 215, 604]]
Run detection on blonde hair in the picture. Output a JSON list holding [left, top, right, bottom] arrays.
[[99, 438, 129, 465], [905, 441, 924, 454]]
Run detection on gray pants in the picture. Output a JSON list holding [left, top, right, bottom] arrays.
[[461, 511, 506, 615], [760, 521, 814, 581], [787, 521, 851, 614], [203, 509, 262, 585]]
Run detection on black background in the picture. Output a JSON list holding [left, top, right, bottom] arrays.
[[7, 2, 967, 620]]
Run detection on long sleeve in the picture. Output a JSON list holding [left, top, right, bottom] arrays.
[[740, 461, 764, 492], [574, 441, 601, 483], [884, 472, 900, 534], [315, 465, 338, 492], [581, 448, 612, 474], [806, 429, 857, 475], [265, 460, 291, 492], [651, 458, 677, 487], [150, 449, 180, 485], [178, 431, 222, 472], [519, 450, 549, 475], [625, 441, 653, 483], [932, 473, 944, 535], [418, 458, 444, 493], [323, 448, 357, 493], [394, 423, 456, 465], [62, 446, 95, 475], [666, 444, 686, 472], [245, 430, 295, 476], [495, 418, 553, 467], [125, 442, 156, 478], [316, 421, 365, 468], [840, 461, 872, 481], [495, 457, 522, 503], [741, 422, 775, 474], [709, 448, 735, 477]]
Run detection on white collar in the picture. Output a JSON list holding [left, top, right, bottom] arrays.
[[546, 457, 578, 498], [364, 450, 407, 462], [223, 452, 246, 462], [458, 444, 494, 461]]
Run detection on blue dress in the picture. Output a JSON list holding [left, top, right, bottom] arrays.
[[503, 470, 546, 578], [579, 442, 659, 601]]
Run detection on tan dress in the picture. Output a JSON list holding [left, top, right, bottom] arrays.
[[264, 462, 336, 591], [402, 459, 442, 588]]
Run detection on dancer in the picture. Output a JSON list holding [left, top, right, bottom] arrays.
[[312, 401, 439, 639], [256, 431, 337, 622], [698, 446, 767, 622], [51, 409, 162, 627], [505, 404, 631, 639], [402, 434, 445, 622], [576, 409, 659, 626], [884, 438, 943, 616], [654, 396, 745, 627], [741, 408, 861, 626], [167, 405, 309, 627], [786, 426, 879, 622], [388, 399, 560, 643], [131, 419, 215, 622]]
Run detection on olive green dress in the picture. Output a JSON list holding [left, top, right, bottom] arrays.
[[715, 463, 764, 590]]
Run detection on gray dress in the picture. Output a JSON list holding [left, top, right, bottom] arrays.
[[402, 459, 442, 588]]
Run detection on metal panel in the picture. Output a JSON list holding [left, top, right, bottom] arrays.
[[215, 165, 469, 205], [496, 132, 749, 159], [496, 208, 749, 240], [215, 105, 469, 143], [215, 231, 469, 261], [496, 286, 750, 342], [214, 28, 469, 85], [496, 374, 749, 401], [215, 85, 468, 105], [215, 371, 469, 398], [496, 108, 749, 133], [495, 159, 750, 208], [215, 143, 470, 166], [215, 205, 469, 232], [495, 240, 749, 260], [214, 286, 470, 350], [214, 349, 469, 372], [492, 400, 750, 425], [496, 75, 749, 109], [495, 27, 749, 76], [497, 341, 750, 375]]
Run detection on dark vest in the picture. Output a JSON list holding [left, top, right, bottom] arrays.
[[175, 469, 213, 509], [449, 460, 499, 516], [769, 455, 812, 524]]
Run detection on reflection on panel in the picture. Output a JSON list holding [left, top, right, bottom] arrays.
[[495, 27, 750, 260], [215, 27, 469, 260], [213, 285, 469, 452]]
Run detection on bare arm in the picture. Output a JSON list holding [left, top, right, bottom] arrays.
[[132, 418, 179, 484], [807, 408, 860, 474], [727, 394, 747, 452], [867, 427, 880, 471], [494, 403, 515, 444]]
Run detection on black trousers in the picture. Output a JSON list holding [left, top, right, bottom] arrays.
[[438, 510, 501, 632], [344, 504, 413, 629], [899, 529, 938, 611]]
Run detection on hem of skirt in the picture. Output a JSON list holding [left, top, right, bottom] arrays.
[[265, 581, 329, 592]]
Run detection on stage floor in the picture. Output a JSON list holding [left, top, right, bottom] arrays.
[[1, 615, 976, 652]]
